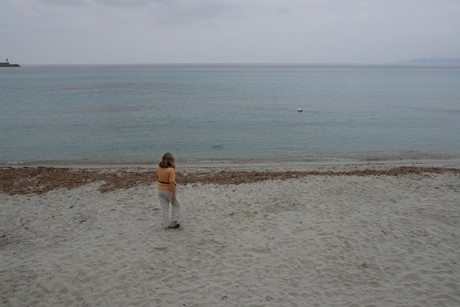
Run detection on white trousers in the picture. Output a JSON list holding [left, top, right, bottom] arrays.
[[158, 190, 181, 226]]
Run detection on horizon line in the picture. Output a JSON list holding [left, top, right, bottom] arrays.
[[9, 61, 460, 67]]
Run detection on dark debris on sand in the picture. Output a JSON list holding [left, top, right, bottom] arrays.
[[1, 166, 459, 195]]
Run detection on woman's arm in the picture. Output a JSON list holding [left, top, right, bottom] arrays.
[[169, 169, 177, 201]]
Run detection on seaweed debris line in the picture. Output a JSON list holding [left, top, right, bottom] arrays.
[[0, 58, 20, 67]]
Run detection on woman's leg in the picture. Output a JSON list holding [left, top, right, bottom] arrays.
[[171, 197, 181, 224], [158, 191, 171, 227]]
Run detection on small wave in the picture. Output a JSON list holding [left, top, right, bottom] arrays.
[[6, 161, 24, 166]]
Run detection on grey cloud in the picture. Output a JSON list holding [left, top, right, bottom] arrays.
[[39, 0, 87, 6], [94, 0, 153, 7], [151, 0, 246, 26]]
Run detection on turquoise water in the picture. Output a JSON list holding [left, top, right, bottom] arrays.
[[1, 64, 460, 165]]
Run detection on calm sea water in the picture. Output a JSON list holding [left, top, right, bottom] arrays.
[[1, 64, 460, 165]]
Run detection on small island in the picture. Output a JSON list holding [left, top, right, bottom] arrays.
[[0, 58, 20, 67]]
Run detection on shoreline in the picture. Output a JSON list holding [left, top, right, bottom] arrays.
[[4, 151, 460, 168], [4, 155, 460, 169]]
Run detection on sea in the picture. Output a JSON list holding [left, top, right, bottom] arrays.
[[1, 64, 460, 166]]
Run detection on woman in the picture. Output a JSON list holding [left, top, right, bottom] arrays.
[[155, 152, 181, 229]]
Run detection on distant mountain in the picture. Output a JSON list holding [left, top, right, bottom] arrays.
[[398, 57, 460, 65]]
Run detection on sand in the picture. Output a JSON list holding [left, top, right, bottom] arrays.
[[1, 163, 460, 306]]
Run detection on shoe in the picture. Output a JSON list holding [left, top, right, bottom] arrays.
[[168, 223, 180, 229]]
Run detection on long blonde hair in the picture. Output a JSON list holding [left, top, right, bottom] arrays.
[[159, 152, 176, 169]]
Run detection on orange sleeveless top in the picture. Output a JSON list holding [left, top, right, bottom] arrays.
[[156, 165, 175, 191]]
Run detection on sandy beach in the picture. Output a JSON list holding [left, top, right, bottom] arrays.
[[1, 162, 460, 306]]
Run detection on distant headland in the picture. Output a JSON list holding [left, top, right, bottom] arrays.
[[0, 59, 20, 67]]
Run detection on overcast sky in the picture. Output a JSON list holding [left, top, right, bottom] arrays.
[[1, 0, 459, 65]]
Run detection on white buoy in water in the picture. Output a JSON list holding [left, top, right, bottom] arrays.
[[297, 108, 303, 112]]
